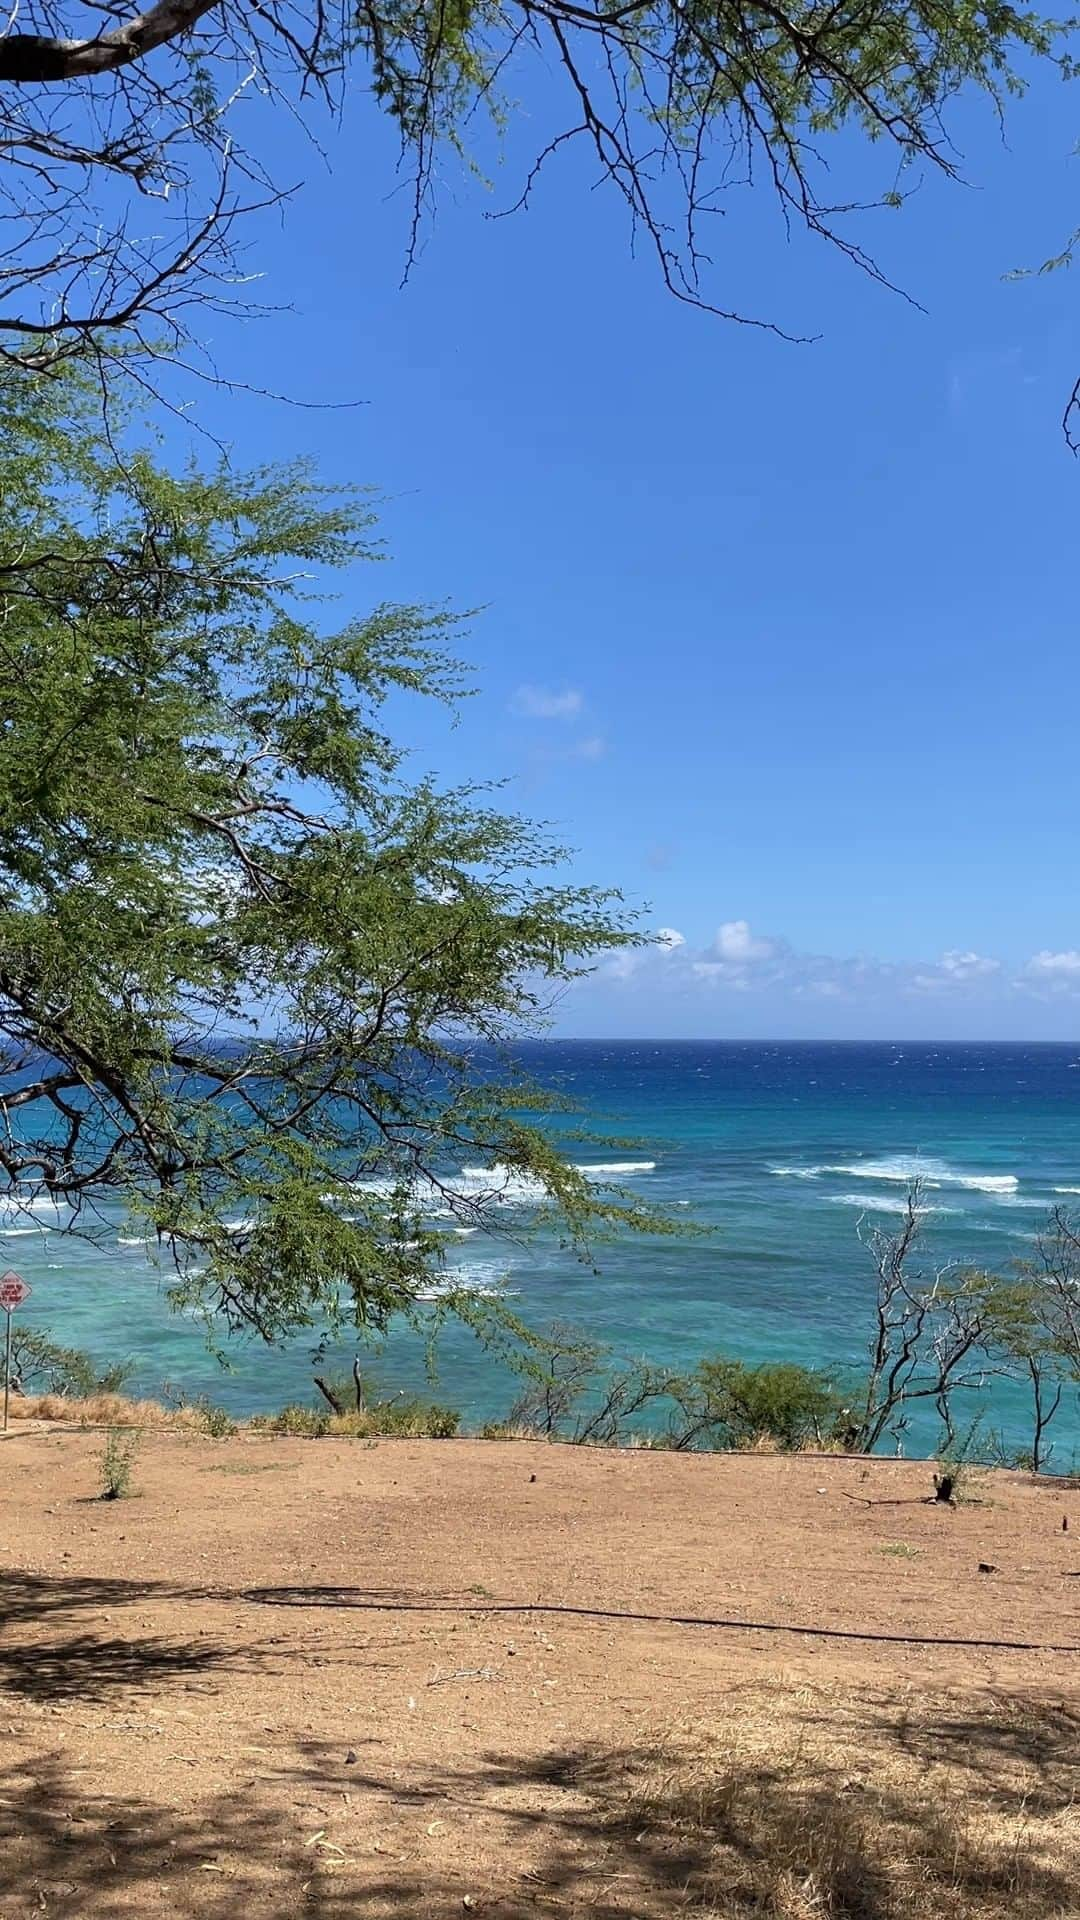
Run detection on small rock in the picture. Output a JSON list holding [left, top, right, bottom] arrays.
[[344, 1750, 357, 1765], [977, 1562, 998, 1574], [529, 1474, 536, 1483]]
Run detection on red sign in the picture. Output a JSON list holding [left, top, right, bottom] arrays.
[[0, 1272, 30, 1312]]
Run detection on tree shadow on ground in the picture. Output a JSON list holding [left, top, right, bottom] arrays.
[[1, 1570, 1076, 1915], [0, 1630, 248, 1703], [1, 1701, 1075, 1920], [0, 1572, 161, 1626]]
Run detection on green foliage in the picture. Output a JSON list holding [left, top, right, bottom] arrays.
[[196, 1399, 238, 1439], [498, 1321, 840, 1451], [9, 1325, 133, 1399], [671, 1357, 845, 1452], [98, 1428, 140, 1499], [253, 1404, 332, 1438], [0, 365, 673, 1351], [252, 1394, 460, 1438]]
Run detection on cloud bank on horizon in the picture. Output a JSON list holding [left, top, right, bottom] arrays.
[[559, 920, 1080, 1038]]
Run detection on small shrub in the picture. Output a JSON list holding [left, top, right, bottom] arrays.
[[98, 1428, 140, 1499], [197, 1399, 237, 1438], [372, 1397, 459, 1439], [252, 1404, 332, 1437], [670, 1357, 845, 1452], [934, 1415, 987, 1504], [252, 1394, 459, 1439]]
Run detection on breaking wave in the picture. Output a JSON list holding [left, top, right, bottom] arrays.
[[573, 1160, 656, 1176], [770, 1154, 1019, 1196], [828, 1194, 955, 1215]]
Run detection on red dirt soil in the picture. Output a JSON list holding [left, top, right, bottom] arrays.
[[1, 1432, 1078, 1917]]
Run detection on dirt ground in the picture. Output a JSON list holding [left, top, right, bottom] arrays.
[[1, 1431, 1078, 1918]]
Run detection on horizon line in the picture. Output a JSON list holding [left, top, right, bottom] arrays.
[[533, 1035, 1080, 1045]]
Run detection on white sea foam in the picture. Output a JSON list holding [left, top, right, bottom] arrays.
[[573, 1160, 656, 1176], [347, 1170, 543, 1215], [118, 1235, 147, 1247], [0, 1193, 67, 1219], [457, 1166, 549, 1205], [1054, 1186, 1080, 1195], [0, 1226, 48, 1237], [416, 1259, 511, 1301], [823, 1156, 1019, 1195], [768, 1164, 821, 1180], [828, 1194, 954, 1216]]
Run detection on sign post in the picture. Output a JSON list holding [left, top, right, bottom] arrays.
[[0, 1270, 31, 1433]]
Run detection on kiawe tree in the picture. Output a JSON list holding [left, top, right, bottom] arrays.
[[0, 364, 658, 1344], [0, 0, 1061, 372]]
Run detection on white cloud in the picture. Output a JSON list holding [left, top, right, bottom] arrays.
[[584, 914, 1036, 1012], [939, 950, 1000, 980], [601, 951, 642, 982], [692, 961, 749, 989], [710, 920, 775, 964], [510, 684, 583, 720], [1028, 950, 1080, 977], [569, 734, 606, 761], [910, 972, 949, 996]]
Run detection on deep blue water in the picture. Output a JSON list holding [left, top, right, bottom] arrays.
[[6, 1040, 1080, 1459]]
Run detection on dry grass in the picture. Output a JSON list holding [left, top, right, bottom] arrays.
[[584, 1682, 1080, 1919], [6, 1389, 198, 1427]]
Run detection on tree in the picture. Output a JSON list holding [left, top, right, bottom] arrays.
[[846, 1184, 1002, 1454], [8, 1324, 133, 1397], [0, 0, 1059, 375], [0, 362, 662, 1346], [978, 1207, 1080, 1471], [979, 1278, 1067, 1473]]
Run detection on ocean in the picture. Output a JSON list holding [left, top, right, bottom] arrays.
[[5, 1040, 1080, 1459]]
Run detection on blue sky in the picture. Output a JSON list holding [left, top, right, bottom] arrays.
[[189, 53, 1080, 1038]]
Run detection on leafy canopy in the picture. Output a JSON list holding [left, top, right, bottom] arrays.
[[0, 0, 1062, 368], [0, 365, 661, 1344]]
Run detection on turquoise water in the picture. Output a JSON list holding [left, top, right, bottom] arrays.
[[5, 1041, 1080, 1458]]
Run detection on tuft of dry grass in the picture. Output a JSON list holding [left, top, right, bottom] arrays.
[[576, 1681, 1080, 1919]]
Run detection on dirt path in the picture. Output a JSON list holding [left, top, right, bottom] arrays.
[[1, 1434, 1078, 1917]]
